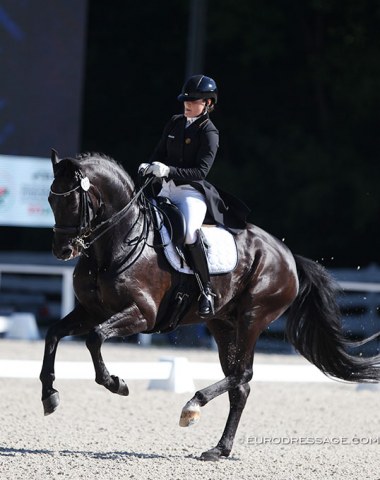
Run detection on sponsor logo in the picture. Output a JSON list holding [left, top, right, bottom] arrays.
[[0, 170, 13, 212], [0, 186, 9, 204]]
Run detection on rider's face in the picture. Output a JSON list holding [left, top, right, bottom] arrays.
[[184, 99, 208, 118]]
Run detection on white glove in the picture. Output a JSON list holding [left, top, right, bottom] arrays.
[[146, 161, 170, 178], [138, 163, 151, 175]]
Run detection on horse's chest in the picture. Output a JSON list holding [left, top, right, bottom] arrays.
[[73, 269, 103, 305], [73, 268, 124, 310]]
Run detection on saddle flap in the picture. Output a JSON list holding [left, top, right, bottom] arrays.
[[155, 197, 186, 248]]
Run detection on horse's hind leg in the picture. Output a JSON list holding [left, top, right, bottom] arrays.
[[192, 319, 256, 461], [39, 305, 91, 415], [203, 383, 251, 461], [179, 316, 256, 425], [181, 305, 288, 461]]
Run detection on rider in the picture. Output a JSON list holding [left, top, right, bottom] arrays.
[[139, 74, 249, 317]]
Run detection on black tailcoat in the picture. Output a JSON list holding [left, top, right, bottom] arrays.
[[150, 113, 250, 232]]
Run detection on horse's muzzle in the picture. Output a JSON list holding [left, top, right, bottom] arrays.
[[52, 238, 80, 261]]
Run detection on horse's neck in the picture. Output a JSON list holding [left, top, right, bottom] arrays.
[[102, 172, 134, 211], [87, 165, 149, 266], [92, 199, 144, 266]]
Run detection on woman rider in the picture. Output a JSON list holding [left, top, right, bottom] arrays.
[[139, 74, 249, 317]]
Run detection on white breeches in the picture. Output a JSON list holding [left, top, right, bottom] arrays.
[[158, 180, 207, 244]]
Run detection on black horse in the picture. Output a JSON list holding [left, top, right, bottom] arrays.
[[40, 151, 380, 461]]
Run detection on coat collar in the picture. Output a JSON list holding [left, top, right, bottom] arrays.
[[182, 112, 209, 130]]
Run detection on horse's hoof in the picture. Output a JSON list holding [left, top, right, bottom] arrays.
[[200, 447, 230, 461], [179, 402, 200, 427], [42, 391, 60, 416], [111, 375, 129, 396]]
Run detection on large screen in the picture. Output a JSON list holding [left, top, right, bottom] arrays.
[[0, 1, 87, 157]]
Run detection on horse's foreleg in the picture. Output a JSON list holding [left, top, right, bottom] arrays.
[[85, 304, 148, 396], [39, 306, 91, 415]]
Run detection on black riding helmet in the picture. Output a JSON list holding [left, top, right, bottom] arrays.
[[177, 74, 218, 104]]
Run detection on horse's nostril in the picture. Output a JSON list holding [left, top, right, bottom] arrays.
[[53, 244, 73, 259]]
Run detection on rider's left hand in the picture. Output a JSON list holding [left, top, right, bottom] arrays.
[[146, 162, 170, 178]]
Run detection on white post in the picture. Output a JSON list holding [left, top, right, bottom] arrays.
[[61, 268, 75, 318]]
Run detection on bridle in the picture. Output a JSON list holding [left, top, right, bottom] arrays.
[[50, 168, 153, 250], [50, 170, 96, 242]]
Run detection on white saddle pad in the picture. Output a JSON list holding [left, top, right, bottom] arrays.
[[159, 224, 238, 275]]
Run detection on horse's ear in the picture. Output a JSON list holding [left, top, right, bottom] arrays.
[[51, 149, 59, 166]]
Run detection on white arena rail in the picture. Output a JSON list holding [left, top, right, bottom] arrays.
[[1, 263, 379, 321], [0, 263, 379, 348], [339, 281, 380, 293], [0, 263, 75, 318]]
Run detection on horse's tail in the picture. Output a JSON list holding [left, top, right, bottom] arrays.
[[286, 254, 380, 383]]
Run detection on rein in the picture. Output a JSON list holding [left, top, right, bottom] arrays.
[[81, 177, 153, 249]]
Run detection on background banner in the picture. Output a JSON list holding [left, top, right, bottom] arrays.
[[0, 155, 54, 227]]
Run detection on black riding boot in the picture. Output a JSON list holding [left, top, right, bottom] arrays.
[[187, 235, 215, 317]]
